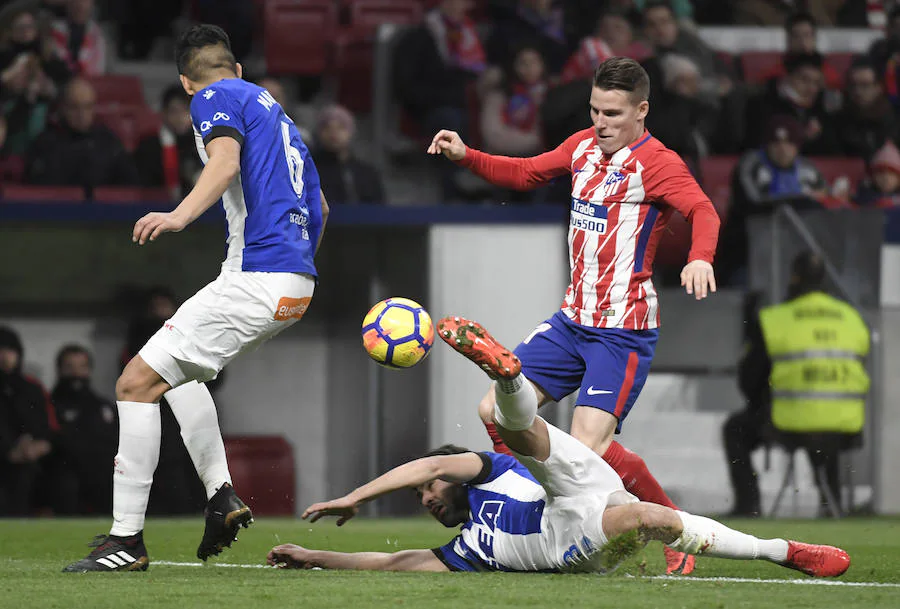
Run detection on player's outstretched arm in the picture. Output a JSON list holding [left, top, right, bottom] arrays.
[[132, 137, 241, 245], [426, 129, 572, 191], [267, 545, 448, 572], [302, 453, 483, 525]]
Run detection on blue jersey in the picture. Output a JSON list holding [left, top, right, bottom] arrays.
[[432, 453, 550, 572], [190, 78, 322, 275]]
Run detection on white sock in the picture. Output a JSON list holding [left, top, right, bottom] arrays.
[[493, 374, 538, 431], [164, 381, 232, 500], [110, 401, 161, 537], [668, 511, 789, 563]]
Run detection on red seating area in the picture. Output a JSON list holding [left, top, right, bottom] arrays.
[[735, 50, 857, 87], [655, 154, 868, 269], [223, 436, 295, 516]]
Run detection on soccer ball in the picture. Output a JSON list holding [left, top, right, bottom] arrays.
[[361, 297, 434, 369]]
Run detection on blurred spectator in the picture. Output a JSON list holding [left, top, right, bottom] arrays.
[[41, 0, 67, 18], [26, 76, 139, 190], [559, 9, 651, 84], [134, 85, 202, 201], [855, 140, 900, 208], [643, 53, 716, 164], [632, 0, 694, 21], [869, 6, 900, 77], [0, 326, 57, 516], [745, 52, 840, 156], [50, 0, 105, 75], [481, 45, 547, 157], [759, 13, 843, 90], [49, 344, 116, 515], [641, 0, 727, 103], [257, 76, 313, 143], [719, 116, 828, 285], [110, 0, 182, 61], [0, 115, 25, 182], [1, 0, 70, 157], [722, 252, 869, 517], [123, 285, 178, 366], [487, 0, 571, 75], [835, 58, 898, 162], [315, 104, 386, 205], [196, 0, 254, 61], [733, 0, 849, 26], [394, 0, 485, 200]]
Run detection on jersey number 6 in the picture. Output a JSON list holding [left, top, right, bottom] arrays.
[[281, 121, 305, 198]]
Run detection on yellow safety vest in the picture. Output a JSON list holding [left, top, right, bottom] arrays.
[[758, 291, 870, 434]]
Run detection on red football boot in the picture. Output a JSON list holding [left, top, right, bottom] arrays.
[[664, 546, 696, 575], [437, 316, 521, 379], [784, 541, 850, 577]]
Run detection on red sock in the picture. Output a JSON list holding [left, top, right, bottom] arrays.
[[602, 440, 679, 510], [484, 421, 513, 456]]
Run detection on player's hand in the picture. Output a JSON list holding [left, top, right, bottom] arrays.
[[267, 544, 316, 569], [426, 129, 466, 161], [301, 495, 360, 526], [681, 260, 716, 300], [132, 211, 188, 245]]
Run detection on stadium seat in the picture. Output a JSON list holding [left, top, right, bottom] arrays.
[[335, 0, 424, 111], [87, 74, 146, 109], [95, 105, 156, 152], [700, 155, 740, 221], [825, 52, 856, 86], [264, 0, 340, 76], [0, 185, 86, 202], [92, 187, 172, 203], [739, 51, 782, 85], [809, 156, 867, 190], [223, 436, 295, 516]]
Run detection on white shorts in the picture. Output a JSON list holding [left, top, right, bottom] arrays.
[[499, 421, 638, 572], [139, 270, 314, 387]]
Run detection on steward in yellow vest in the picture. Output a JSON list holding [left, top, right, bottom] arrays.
[[759, 293, 869, 434], [723, 252, 869, 517]]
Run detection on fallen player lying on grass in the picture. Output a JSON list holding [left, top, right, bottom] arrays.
[[267, 316, 850, 578]]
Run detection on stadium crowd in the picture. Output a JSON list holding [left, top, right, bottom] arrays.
[[0, 0, 890, 516]]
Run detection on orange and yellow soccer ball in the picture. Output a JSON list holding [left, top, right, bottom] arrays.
[[361, 297, 434, 369]]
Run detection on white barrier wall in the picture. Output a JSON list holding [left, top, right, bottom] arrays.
[[427, 224, 568, 450]]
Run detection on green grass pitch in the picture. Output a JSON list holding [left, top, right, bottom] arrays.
[[2, 517, 899, 609]]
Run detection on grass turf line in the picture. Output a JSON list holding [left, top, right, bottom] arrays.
[[1, 517, 898, 609]]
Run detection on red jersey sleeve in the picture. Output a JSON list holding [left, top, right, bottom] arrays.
[[455, 131, 587, 190], [642, 149, 720, 264]]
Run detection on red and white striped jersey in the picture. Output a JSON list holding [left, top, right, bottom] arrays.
[[458, 129, 720, 330]]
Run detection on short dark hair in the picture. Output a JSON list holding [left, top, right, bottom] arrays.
[[56, 344, 93, 371], [791, 251, 826, 292], [593, 57, 650, 102], [784, 51, 823, 74], [643, 0, 674, 17], [422, 444, 471, 459], [786, 11, 816, 32], [175, 24, 237, 81], [161, 84, 189, 110]]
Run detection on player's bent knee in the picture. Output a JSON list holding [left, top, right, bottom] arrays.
[[478, 389, 495, 424], [629, 503, 682, 540], [116, 356, 169, 403]]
